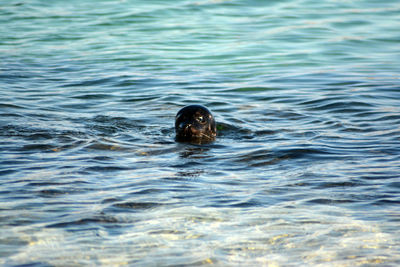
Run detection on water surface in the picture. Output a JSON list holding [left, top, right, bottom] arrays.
[[1, 0, 400, 266]]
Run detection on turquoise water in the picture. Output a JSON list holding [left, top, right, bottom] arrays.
[[1, 0, 400, 266]]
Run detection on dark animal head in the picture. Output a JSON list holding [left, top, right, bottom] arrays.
[[175, 105, 216, 143]]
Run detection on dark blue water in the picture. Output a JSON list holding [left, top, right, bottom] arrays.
[[1, 0, 400, 265]]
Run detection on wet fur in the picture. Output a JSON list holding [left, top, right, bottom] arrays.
[[175, 105, 216, 143]]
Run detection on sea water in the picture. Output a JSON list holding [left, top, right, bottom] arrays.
[[1, 0, 400, 266]]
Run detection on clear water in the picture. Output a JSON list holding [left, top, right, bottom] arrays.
[[1, 0, 400, 266]]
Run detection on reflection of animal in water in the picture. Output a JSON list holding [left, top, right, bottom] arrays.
[[175, 105, 217, 144]]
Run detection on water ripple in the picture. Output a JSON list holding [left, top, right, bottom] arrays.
[[1, 0, 400, 266]]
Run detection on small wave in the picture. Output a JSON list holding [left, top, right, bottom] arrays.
[[306, 198, 356, 204], [47, 214, 121, 228], [233, 146, 336, 167], [112, 201, 164, 210], [304, 100, 375, 113]]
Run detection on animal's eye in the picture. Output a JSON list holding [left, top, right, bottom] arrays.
[[197, 116, 206, 124]]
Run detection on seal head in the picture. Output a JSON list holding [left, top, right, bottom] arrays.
[[175, 105, 216, 143]]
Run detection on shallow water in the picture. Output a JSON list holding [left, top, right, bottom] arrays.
[[1, 0, 400, 266]]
